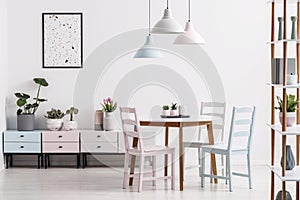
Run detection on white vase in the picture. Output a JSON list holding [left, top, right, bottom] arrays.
[[162, 110, 170, 116], [46, 119, 64, 131], [287, 74, 298, 85], [279, 112, 296, 127], [170, 109, 179, 116], [103, 112, 115, 131], [64, 121, 78, 131]]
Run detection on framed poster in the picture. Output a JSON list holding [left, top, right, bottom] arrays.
[[42, 13, 83, 68]]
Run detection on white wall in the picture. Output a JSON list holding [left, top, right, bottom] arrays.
[[0, 0, 8, 169], [4, 0, 271, 165]]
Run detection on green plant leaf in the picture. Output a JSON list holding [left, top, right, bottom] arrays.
[[15, 93, 30, 99], [25, 104, 32, 110], [33, 98, 47, 102], [33, 78, 49, 87], [17, 99, 26, 107], [17, 109, 22, 115]]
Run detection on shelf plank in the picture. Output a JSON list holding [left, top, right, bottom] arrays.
[[267, 39, 300, 44], [267, 83, 300, 88], [268, 0, 300, 4], [269, 165, 300, 181], [268, 124, 300, 135]]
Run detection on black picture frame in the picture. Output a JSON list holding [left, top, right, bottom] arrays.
[[42, 12, 83, 69]]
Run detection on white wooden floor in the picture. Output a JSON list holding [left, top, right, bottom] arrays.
[[0, 165, 295, 200]]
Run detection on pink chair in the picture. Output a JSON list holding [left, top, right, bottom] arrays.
[[120, 107, 175, 192]]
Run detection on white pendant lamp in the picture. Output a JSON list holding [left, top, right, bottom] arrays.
[[152, 0, 183, 34], [174, 0, 205, 44], [134, 0, 163, 58]]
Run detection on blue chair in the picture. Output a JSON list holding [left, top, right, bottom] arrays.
[[201, 106, 256, 192]]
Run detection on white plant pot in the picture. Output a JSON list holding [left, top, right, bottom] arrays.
[[170, 109, 179, 116], [64, 121, 78, 131], [279, 112, 296, 127], [162, 110, 170, 116], [287, 74, 298, 85], [103, 112, 115, 131], [47, 119, 64, 131]]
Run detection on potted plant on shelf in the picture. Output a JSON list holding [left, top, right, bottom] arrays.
[[101, 97, 117, 131], [162, 105, 170, 116], [15, 78, 49, 131], [170, 102, 178, 116], [275, 94, 299, 127], [65, 107, 79, 131], [44, 108, 65, 131]]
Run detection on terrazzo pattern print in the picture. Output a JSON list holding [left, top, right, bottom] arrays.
[[43, 13, 82, 68]]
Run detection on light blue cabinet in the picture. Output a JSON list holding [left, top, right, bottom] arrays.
[[4, 142, 41, 153], [3, 131, 42, 168], [4, 131, 41, 143]]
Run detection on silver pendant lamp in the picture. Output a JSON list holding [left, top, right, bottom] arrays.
[[174, 0, 205, 44], [134, 0, 163, 58], [152, 0, 183, 34]]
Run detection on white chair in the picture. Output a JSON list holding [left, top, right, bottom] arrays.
[[183, 102, 226, 177], [120, 107, 175, 192], [201, 106, 256, 192]]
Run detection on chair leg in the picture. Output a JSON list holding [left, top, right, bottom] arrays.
[[227, 155, 232, 192], [201, 150, 205, 188], [138, 155, 145, 192], [123, 153, 130, 189], [198, 148, 202, 177], [152, 156, 156, 186], [247, 153, 252, 189], [171, 150, 175, 190], [221, 154, 225, 177], [225, 156, 228, 185]]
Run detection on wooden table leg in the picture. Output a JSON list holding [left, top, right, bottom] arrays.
[[179, 124, 184, 191], [296, 135, 300, 200], [207, 123, 218, 184], [165, 126, 169, 177], [129, 137, 138, 186]]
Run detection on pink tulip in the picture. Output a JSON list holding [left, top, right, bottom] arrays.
[[103, 99, 107, 105], [108, 97, 112, 103]]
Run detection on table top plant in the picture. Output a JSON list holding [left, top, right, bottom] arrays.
[[15, 78, 49, 115], [14, 78, 48, 130], [44, 108, 65, 131], [101, 97, 117, 113], [65, 107, 79, 130]]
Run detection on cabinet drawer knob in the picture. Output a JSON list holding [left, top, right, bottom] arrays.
[[20, 146, 24, 148], [20, 135, 24, 138], [97, 135, 101, 138], [58, 135, 62, 138], [97, 146, 101, 148], [58, 146, 63, 148]]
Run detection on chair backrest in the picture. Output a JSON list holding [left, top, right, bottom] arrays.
[[199, 102, 226, 142], [119, 107, 145, 152], [227, 106, 256, 151]]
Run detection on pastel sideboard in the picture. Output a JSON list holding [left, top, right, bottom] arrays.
[[80, 130, 124, 168], [42, 131, 80, 169], [3, 130, 42, 168]]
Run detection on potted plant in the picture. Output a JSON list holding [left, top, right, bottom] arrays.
[[44, 108, 65, 131], [275, 94, 299, 127], [162, 105, 170, 116], [101, 97, 117, 131], [170, 102, 178, 116], [15, 78, 48, 131], [65, 107, 79, 131]]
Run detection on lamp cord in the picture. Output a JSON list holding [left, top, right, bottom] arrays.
[[188, 0, 191, 22], [167, 0, 169, 9], [149, 0, 151, 35]]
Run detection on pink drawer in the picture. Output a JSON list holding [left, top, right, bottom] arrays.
[[43, 142, 79, 153], [42, 131, 79, 142]]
